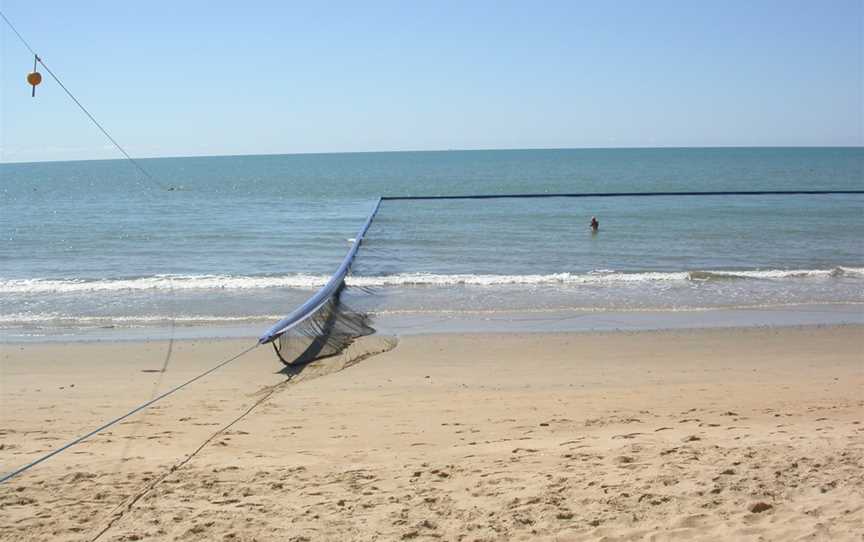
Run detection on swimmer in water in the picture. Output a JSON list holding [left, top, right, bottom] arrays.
[[590, 216, 599, 232]]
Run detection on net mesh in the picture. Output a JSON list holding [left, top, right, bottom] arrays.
[[270, 284, 375, 365], [259, 198, 382, 365]]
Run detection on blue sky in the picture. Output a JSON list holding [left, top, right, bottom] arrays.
[[1, 0, 861, 162]]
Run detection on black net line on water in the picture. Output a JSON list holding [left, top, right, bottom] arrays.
[[380, 190, 864, 201]]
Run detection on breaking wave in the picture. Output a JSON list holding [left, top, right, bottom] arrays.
[[1, 266, 862, 294], [0, 313, 283, 324]]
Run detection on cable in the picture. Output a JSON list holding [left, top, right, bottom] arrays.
[[89, 374, 296, 541], [0, 9, 170, 191], [113, 316, 177, 468], [0, 9, 178, 368], [0, 12, 188, 483], [0, 10, 36, 55], [36, 60, 169, 190], [381, 190, 864, 201], [89, 338, 396, 541], [0, 343, 259, 485]]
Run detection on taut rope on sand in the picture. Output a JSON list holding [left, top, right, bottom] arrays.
[[0, 344, 259, 484]]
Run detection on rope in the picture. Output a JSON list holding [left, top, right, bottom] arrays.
[[381, 190, 864, 201], [0, 343, 259, 485], [89, 339, 394, 541], [113, 317, 177, 468], [0, 10, 169, 191], [0, 10, 36, 55], [0, 11, 191, 485], [89, 373, 295, 541]]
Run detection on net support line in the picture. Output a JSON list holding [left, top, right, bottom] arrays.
[[0, 9, 167, 191], [381, 190, 864, 201], [0, 343, 258, 485], [259, 197, 383, 345]]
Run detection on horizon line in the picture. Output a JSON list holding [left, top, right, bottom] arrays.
[[2, 144, 863, 166]]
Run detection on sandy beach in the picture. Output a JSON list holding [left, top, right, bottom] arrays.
[[3, 1, 863, 540], [1, 325, 862, 541]]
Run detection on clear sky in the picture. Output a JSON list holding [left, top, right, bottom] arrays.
[[1, 0, 862, 162]]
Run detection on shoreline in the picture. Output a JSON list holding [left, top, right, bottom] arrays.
[[1, 325, 863, 540], [2, 302, 862, 343]]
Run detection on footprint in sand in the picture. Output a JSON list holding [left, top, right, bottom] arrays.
[[612, 432, 644, 440]]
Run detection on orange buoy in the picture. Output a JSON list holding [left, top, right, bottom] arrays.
[[28, 55, 41, 97]]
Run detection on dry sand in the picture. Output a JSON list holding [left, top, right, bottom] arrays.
[[1, 325, 862, 541]]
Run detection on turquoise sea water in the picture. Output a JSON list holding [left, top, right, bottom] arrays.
[[1, 148, 862, 339]]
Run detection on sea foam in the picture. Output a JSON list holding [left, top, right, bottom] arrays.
[[2, 267, 861, 294]]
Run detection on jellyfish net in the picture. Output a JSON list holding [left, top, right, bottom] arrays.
[[258, 199, 381, 366]]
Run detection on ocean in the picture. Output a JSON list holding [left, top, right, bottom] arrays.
[[1, 147, 862, 340]]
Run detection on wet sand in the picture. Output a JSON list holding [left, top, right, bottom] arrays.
[[1, 326, 862, 540]]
